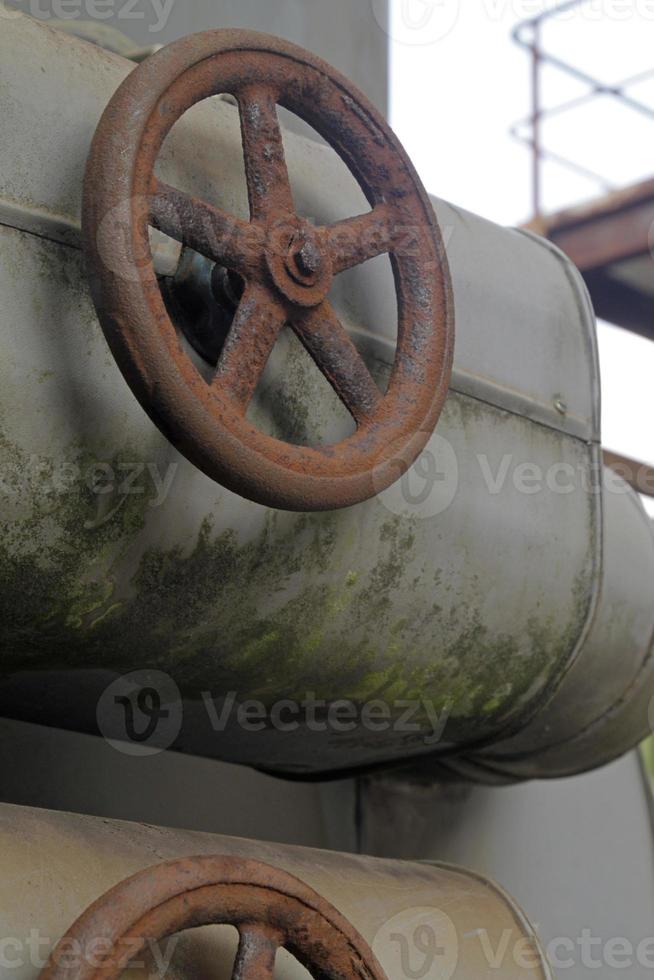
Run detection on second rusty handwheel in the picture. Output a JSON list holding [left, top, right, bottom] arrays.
[[38, 855, 388, 980], [83, 29, 454, 511]]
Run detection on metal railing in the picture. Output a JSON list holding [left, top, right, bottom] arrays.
[[511, 0, 654, 219]]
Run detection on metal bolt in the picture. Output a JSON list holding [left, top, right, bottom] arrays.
[[294, 239, 323, 277]]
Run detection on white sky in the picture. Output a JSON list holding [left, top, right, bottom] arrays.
[[387, 0, 654, 513]]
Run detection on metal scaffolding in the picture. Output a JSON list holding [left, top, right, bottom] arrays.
[[512, 0, 654, 496]]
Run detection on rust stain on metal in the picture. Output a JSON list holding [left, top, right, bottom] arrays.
[[38, 854, 389, 980], [82, 29, 455, 511], [604, 449, 654, 499]]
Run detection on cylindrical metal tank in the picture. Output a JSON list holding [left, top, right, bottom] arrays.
[[0, 802, 551, 980], [0, 14, 652, 779], [441, 469, 654, 782]]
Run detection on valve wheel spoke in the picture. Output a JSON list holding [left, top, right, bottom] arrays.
[[213, 282, 287, 411], [237, 84, 295, 221], [292, 301, 381, 425], [150, 179, 261, 277], [233, 923, 281, 980], [325, 204, 400, 275], [152, 109, 408, 429]]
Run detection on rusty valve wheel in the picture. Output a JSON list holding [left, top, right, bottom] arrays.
[[38, 855, 389, 980], [83, 29, 454, 511]]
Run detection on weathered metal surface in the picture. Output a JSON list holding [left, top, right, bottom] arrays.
[[40, 855, 387, 980], [83, 30, 454, 512], [3, 16, 650, 781], [0, 13, 600, 444], [2, 803, 551, 980], [0, 223, 600, 771], [441, 469, 654, 782]]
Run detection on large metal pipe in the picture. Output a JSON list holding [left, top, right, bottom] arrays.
[[0, 803, 551, 980], [0, 15, 652, 780]]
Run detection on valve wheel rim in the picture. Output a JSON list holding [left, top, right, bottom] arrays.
[[38, 854, 389, 980], [83, 29, 455, 511]]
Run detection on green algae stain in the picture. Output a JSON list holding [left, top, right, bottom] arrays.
[[0, 414, 596, 751]]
